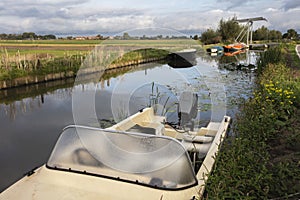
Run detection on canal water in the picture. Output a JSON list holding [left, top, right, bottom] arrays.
[[0, 50, 258, 192]]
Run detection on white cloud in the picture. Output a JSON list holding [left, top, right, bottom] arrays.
[[282, 0, 300, 11], [265, 8, 278, 12], [0, 0, 299, 35]]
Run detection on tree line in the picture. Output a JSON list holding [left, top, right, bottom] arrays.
[[0, 32, 56, 40], [199, 17, 299, 44]]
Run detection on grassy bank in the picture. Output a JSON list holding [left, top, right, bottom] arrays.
[[0, 39, 194, 84], [0, 52, 84, 81], [204, 45, 300, 199]]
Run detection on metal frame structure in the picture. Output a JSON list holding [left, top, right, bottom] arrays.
[[234, 17, 267, 45]]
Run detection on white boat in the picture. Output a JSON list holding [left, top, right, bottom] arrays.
[[0, 107, 230, 200], [206, 46, 224, 53], [168, 48, 197, 68]]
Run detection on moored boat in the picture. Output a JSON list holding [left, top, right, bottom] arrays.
[[206, 46, 224, 53], [0, 107, 230, 200], [168, 48, 197, 68], [223, 42, 247, 52]]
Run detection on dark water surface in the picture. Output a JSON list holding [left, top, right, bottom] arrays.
[[0, 51, 258, 192]]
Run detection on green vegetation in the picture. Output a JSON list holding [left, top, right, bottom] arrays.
[[0, 32, 56, 40], [0, 39, 181, 82], [200, 17, 298, 45], [253, 26, 282, 41], [205, 46, 300, 199], [0, 39, 102, 45], [0, 51, 84, 81], [283, 29, 299, 40], [218, 18, 242, 42], [201, 29, 222, 45]]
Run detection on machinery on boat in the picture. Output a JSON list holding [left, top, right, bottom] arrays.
[[0, 92, 230, 199]]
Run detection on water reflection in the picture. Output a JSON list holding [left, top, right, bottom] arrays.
[[0, 53, 258, 192], [206, 49, 260, 71]]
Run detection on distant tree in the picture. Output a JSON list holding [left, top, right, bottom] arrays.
[[218, 17, 242, 42], [268, 30, 282, 41], [253, 26, 269, 40], [252, 26, 282, 41], [41, 34, 56, 40], [22, 32, 37, 40], [283, 29, 298, 40], [0, 33, 7, 39], [193, 35, 199, 40], [201, 29, 221, 44], [96, 34, 104, 40], [157, 35, 163, 39], [0, 32, 57, 40], [122, 32, 130, 40]]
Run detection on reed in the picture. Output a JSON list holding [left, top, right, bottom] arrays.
[[0, 47, 169, 83], [257, 46, 283, 74], [0, 50, 86, 81]]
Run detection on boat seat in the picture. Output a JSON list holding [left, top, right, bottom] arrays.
[[108, 108, 165, 136], [182, 142, 211, 158], [182, 134, 213, 143], [197, 127, 219, 136], [127, 124, 156, 135]]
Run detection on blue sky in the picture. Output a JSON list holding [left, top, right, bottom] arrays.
[[0, 0, 299, 36]]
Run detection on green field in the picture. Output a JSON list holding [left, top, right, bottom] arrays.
[[0, 39, 198, 82], [0, 39, 101, 45], [0, 39, 200, 57]]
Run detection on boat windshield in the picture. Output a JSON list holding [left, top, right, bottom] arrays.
[[47, 126, 197, 190]]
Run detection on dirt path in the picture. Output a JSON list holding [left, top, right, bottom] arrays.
[[296, 45, 300, 59]]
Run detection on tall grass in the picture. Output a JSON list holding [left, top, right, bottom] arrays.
[[257, 46, 283, 74], [0, 51, 85, 81], [0, 47, 169, 82]]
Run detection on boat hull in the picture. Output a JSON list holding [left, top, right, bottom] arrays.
[[223, 43, 247, 52], [168, 49, 197, 68], [0, 108, 231, 200], [0, 165, 200, 200]]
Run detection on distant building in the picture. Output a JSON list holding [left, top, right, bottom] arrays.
[[75, 36, 86, 40], [74, 35, 104, 40]]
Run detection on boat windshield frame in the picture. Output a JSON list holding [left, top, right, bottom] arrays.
[[46, 125, 198, 191]]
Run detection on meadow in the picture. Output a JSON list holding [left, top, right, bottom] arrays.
[[0, 39, 197, 84]]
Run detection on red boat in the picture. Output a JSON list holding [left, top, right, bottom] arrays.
[[223, 43, 247, 52]]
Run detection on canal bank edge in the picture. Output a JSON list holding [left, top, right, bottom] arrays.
[[0, 57, 166, 90]]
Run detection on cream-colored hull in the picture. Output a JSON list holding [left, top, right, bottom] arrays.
[[0, 108, 230, 199], [1, 166, 200, 200]]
